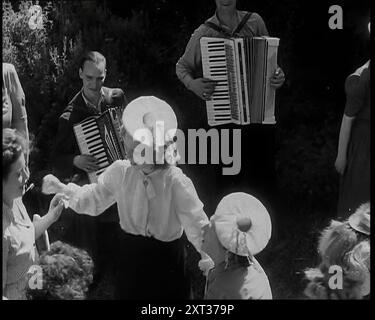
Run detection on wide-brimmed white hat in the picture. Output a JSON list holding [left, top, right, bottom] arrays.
[[122, 96, 177, 149], [122, 96, 178, 164], [212, 192, 272, 256], [348, 203, 370, 236]]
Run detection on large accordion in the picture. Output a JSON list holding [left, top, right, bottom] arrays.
[[73, 108, 126, 183], [200, 36, 280, 126]]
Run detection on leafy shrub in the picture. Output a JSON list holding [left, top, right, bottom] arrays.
[[3, 1, 83, 175], [27, 241, 93, 300]]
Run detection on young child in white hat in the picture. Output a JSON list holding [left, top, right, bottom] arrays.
[[304, 202, 370, 299], [201, 192, 273, 299], [42, 96, 211, 299]]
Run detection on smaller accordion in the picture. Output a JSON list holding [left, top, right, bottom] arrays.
[[200, 36, 280, 126], [73, 108, 126, 183]]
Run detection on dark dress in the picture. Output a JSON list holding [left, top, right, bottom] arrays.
[[337, 61, 370, 219]]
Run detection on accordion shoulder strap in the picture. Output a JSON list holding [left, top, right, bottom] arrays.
[[233, 12, 253, 36], [204, 21, 231, 37], [204, 12, 253, 37]]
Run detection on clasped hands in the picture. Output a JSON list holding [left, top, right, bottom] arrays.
[[198, 256, 215, 276], [42, 174, 71, 215], [191, 67, 285, 100]]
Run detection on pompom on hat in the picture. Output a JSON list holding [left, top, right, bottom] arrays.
[[212, 192, 272, 256], [122, 96, 177, 149]]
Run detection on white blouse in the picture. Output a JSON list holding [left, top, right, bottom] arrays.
[[64, 160, 209, 253], [3, 198, 37, 300]]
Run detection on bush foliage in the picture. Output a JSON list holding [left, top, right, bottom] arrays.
[[4, 0, 369, 212], [27, 241, 93, 300]]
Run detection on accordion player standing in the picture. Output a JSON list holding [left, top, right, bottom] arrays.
[[176, 0, 285, 216], [51, 51, 127, 291]]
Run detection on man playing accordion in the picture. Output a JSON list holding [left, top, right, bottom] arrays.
[[176, 0, 285, 217], [51, 51, 127, 291]]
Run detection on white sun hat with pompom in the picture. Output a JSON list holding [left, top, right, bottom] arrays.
[[212, 192, 272, 256]]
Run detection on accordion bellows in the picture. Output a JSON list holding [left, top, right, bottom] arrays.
[[200, 36, 279, 126]]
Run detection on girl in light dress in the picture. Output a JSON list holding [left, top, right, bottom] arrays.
[[3, 128, 64, 300]]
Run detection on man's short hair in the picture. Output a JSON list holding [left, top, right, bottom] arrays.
[[79, 51, 106, 70]]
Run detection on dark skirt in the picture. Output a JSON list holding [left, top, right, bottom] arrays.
[[115, 231, 190, 300], [337, 120, 370, 219]]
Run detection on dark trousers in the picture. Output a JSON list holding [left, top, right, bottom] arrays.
[[115, 232, 190, 300]]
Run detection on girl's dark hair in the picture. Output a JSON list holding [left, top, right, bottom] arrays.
[[3, 128, 27, 180]]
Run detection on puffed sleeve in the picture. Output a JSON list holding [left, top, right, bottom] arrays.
[[344, 73, 366, 117], [172, 169, 209, 253], [176, 26, 205, 89], [7, 64, 29, 143], [65, 160, 130, 216]]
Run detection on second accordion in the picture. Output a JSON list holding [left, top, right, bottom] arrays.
[[200, 36, 280, 126], [73, 108, 126, 183]]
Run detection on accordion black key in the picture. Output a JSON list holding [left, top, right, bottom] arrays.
[[200, 36, 280, 126], [73, 108, 126, 183]]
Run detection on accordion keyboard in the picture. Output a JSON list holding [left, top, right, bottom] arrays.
[[201, 36, 279, 126], [201, 38, 233, 126], [74, 117, 110, 183]]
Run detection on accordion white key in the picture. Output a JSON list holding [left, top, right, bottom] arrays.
[[73, 108, 126, 183], [200, 36, 280, 126]]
